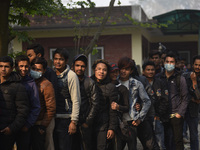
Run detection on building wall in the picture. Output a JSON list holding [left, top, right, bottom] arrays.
[[98, 35, 132, 64], [22, 34, 132, 65]]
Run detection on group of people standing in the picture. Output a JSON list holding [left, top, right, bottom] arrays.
[[0, 44, 199, 150]]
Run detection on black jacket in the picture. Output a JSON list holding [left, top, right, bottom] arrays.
[[183, 72, 200, 117], [79, 76, 100, 126], [156, 70, 189, 117], [91, 75, 118, 131], [112, 80, 129, 119], [152, 77, 169, 122], [0, 72, 29, 133]]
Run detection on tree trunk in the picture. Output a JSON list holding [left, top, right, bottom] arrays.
[[0, 0, 11, 56], [84, 0, 115, 56]]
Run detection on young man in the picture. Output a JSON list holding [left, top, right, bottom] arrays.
[[132, 60, 159, 149], [26, 43, 57, 150], [0, 56, 29, 150], [142, 61, 168, 150], [90, 59, 118, 150], [109, 63, 129, 150], [15, 55, 40, 150], [182, 55, 200, 150], [117, 57, 151, 150], [176, 57, 186, 72], [26, 43, 57, 89], [53, 48, 81, 150], [156, 52, 189, 150], [30, 57, 56, 150], [149, 50, 163, 74], [72, 54, 100, 150]]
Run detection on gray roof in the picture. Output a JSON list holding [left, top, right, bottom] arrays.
[[14, 5, 151, 31]]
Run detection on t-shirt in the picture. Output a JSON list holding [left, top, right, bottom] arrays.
[[119, 80, 129, 89]]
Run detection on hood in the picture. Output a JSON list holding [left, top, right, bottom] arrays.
[[5, 72, 22, 83], [21, 75, 35, 83], [90, 74, 111, 85]]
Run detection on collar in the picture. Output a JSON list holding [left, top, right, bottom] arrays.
[[56, 65, 70, 78]]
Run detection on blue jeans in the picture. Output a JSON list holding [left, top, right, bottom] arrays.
[[54, 118, 72, 150], [154, 120, 166, 150], [185, 112, 199, 150]]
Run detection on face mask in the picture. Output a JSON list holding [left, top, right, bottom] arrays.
[[30, 69, 42, 79], [164, 64, 175, 72]]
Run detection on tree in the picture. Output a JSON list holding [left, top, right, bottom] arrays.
[[0, 0, 11, 56], [0, 0, 116, 57], [1, 0, 164, 57], [0, 0, 64, 56], [84, 0, 115, 56]]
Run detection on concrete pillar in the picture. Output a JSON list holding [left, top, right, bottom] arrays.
[[198, 27, 200, 55], [13, 38, 22, 52], [131, 30, 142, 68]]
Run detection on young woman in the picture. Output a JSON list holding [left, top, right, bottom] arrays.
[[91, 59, 118, 150]]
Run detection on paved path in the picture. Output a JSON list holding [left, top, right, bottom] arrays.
[[124, 121, 200, 150]]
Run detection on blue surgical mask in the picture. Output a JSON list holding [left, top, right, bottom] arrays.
[[30, 69, 42, 79], [164, 64, 175, 72]]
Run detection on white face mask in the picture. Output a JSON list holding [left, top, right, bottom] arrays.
[[164, 64, 175, 72], [30, 69, 42, 79]]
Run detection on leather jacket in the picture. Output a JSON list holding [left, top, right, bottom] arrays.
[[79, 76, 100, 126], [91, 75, 118, 131], [35, 76, 56, 128]]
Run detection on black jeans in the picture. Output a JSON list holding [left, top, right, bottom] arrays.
[[31, 125, 46, 150], [80, 125, 93, 150], [137, 119, 160, 150], [16, 129, 31, 150], [0, 132, 15, 150], [91, 123, 109, 150], [54, 118, 72, 150], [113, 121, 137, 150], [72, 125, 93, 150], [163, 117, 184, 150], [170, 117, 184, 150]]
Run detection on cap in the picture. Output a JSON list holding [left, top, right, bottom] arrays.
[[110, 63, 119, 72], [73, 54, 88, 66]]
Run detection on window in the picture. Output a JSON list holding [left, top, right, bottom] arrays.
[[49, 47, 77, 67], [178, 51, 190, 64], [50, 48, 56, 60], [49, 47, 104, 76], [88, 47, 104, 76]]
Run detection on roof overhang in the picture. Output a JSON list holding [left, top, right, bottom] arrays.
[[153, 9, 200, 35]]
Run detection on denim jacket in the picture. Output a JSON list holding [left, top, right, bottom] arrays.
[[120, 77, 151, 121]]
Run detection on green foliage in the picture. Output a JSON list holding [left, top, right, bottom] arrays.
[[10, 27, 33, 43], [8, 51, 26, 59], [92, 45, 98, 55], [8, 0, 65, 42]]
